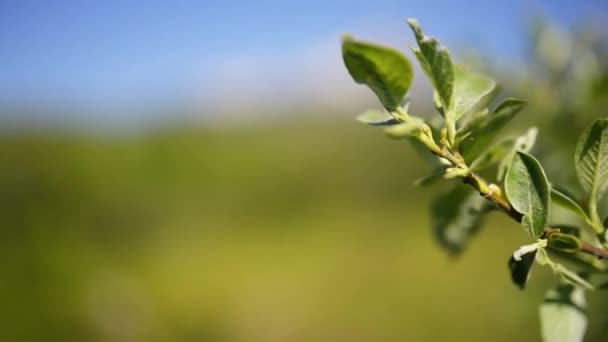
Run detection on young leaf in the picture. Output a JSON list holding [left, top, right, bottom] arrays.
[[342, 36, 414, 110], [406, 19, 454, 111], [540, 283, 587, 342], [497, 127, 538, 180], [459, 98, 526, 163], [356, 109, 399, 126], [550, 188, 590, 223], [451, 65, 496, 121], [547, 233, 582, 254], [430, 185, 493, 254], [505, 152, 550, 237], [508, 250, 537, 289], [574, 118, 608, 201]]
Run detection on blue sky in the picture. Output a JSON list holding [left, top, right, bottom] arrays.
[[0, 1, 606, 123]]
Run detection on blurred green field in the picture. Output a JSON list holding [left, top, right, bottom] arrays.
[[2, 119, 607, 341]]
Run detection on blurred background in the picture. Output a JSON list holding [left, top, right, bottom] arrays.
[[1, 1, 608, 341]]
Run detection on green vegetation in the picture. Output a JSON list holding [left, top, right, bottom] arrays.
[[342, 18, 608, 342]]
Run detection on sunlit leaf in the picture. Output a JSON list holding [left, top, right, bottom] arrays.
[[540, 283, 587, 342], [451, 65, 496, 121], [407, 19, 454, 112], [342, 36, 414, 110], [575, 118, 608, 202], [505, 152, 550, 237]]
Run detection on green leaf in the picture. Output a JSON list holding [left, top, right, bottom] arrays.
[[553, 264, 593, 290], [451, 65, 496, 121], [342, 36, 414, 110], [497, 127, 538, 180], [536, 248, 594, 290], [540, 283, 587, 342], [469, 138, 514, 172], [431, 185, 493, 254], [459, 98, 526, 163], [574, 118, 608, 225], [547, 233, 582, 254], [550, 189, 590, 223], [508, 250, 537, 289], [505, 152, 550, 237], [384, 117, 424, 139], [407, 19, 454, 112], [455, 108, 488, 143], [413, 167, 447, 187], [356, 109, 399, 126], [551, 224, 581, 238]]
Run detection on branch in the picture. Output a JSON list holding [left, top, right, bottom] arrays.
[[418, 132, 608, 260]]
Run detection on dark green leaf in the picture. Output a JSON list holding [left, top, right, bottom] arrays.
[[407, 19, 454, 111], [508, 250, 537, 289], [548, 233, 582, 254], [342, 36, 414, 110], [431, 185, 493, 254], [504, 152, 550, 237], [459, 98, 526, 163], [540, 283, 587, 342], [550, 188, 590, 222]]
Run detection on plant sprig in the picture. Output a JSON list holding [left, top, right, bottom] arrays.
[[342, 18, 608, 342]]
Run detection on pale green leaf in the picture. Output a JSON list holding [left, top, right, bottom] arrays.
[[431, 185, 493, 254], [574, 118, 608, 202], [505, 152, 550, 237], [459, 98, 526, 163], [550, 189, 590, 223], [540, 284, 587, 342], [451, 64, 496, 121], [407, 19, 454, 112], [355, 109, 398, 126], [342, 36, 414, 110]]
